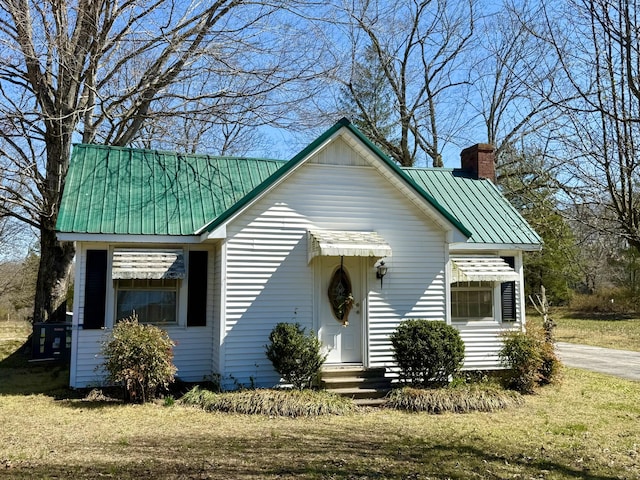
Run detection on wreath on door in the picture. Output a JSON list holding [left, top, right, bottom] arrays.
[[328, 258, 354, 326]]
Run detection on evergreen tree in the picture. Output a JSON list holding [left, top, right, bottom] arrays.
[[499, 146, 580, 304], [339, 44, 399, 159]]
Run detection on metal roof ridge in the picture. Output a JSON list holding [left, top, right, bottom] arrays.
[[70, 143, 285, 163]]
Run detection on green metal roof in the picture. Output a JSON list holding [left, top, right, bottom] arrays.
[[56, 144, 284, 235], [56, 120, 540, 248], [403, 168, 541, 245]]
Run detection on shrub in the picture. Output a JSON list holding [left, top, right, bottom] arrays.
[[100, 314, 177, 403], [265, 322, 327, 389], [499, 325, 561, 393], [390, 319, 465, 387], [180, 386, 354, 417], [386, 385, 524, 413]]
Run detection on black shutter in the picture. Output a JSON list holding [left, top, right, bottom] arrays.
[[187, 251, 208, 327], [501, 256, 516, 322], [83, 250, 107, 329]]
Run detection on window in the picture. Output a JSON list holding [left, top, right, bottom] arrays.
[[451, 281, 493, 321], [115, 279, 178, 324]]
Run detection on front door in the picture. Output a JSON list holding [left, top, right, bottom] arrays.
[[318, 257, 364, 364]]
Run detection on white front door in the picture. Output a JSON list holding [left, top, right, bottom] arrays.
[[318, 257, 364, 364]]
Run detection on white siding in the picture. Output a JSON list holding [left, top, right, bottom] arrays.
[[223, 154, 448, 387], [456, 323, 521, 370], [70, 242, 217, 388], [309, 137, 369, 166], [451, 251, 525, 370]]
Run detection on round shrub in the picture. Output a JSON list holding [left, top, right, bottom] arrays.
[[265, 322, 327, 390], [390, 319, 465, 387], [100, 314, 177, 403], [499, 325, 561, 394]]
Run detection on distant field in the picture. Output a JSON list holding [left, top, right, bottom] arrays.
[[539, 309, 640, 352], [0, 320, 31, 360]]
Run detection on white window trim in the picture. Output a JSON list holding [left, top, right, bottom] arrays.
[[104, 245, 196, 329], [450, 280, 499, 325], [114, 278, 180, 326]]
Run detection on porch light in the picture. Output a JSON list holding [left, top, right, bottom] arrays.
[[376, 261, 388, 287]]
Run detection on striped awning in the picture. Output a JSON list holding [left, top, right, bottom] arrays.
[[112, 248, 185, 280], [451, 256, 518, 282], [308, 230, 392, 263]]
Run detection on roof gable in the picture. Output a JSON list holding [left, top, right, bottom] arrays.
[[199, 118, 472, 238]]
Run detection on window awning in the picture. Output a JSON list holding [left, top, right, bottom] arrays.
[[308, 230, 392, 263], [451, 256, 519, 283], [112, 248, 185, 280]]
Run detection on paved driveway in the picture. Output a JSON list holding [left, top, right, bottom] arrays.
[[556, 342, 640, 381]]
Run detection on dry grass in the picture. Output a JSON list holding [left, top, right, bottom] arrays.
[[0, 368, 638, 479], [181, 386, 355, 417], [2, 319, 640, 479], [386, 384, 524, 413]]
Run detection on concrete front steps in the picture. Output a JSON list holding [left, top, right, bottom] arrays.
[[320, 366, 392, 407]]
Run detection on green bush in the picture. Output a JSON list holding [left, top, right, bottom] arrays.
[[265, 322, 327, 390], [100, 314, 177, 403], [390, 319, 465, 387], [499, 325, 561, 393]]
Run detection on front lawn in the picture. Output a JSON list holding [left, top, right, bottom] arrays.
[[1, 319, 639, 479], [0, 368, 638, 479]]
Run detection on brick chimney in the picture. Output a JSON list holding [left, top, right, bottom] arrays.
[[460, 143, 495, 183]]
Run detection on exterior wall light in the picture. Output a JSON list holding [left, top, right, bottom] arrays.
[[376, 260, 388, 287]]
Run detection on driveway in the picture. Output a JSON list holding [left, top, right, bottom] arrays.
[[556, 342, 640, 381]]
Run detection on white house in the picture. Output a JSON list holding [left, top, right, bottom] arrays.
[[56, 119, 541, 389]]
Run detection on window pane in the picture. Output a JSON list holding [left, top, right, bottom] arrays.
[[116, 289, 177, 324], [451, 285, 493, 320]]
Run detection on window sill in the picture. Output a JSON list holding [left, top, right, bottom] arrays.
[[452, 318, 499, 327]]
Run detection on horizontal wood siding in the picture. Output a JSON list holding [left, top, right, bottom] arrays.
[[455, 321, 522, 370], [453, 257, 524, 370], [223, 154, 447, 387], [72, 327, 216, 387], [70, 243, 217, 387], [211, 242, 222, 374], [309, 137, 369, 166]]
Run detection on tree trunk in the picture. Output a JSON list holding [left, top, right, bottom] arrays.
[[33, 227, 75, 323], [32, 123, 75, 323]]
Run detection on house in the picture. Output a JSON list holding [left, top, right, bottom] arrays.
[[56, 118, 541, 389]]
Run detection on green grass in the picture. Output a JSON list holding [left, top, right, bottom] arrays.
[[1, 319, 640, 478], [539, 308, 640, 352]]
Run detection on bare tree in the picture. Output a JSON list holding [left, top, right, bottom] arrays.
[[541, 0, 640, 252], [471, 1, 565, 168], [332, 0, 476, 167], [0, 0, 329, 322]]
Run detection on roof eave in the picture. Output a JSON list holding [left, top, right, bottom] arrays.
[[56, 232, 202, 244], [449, 242, 543, 252]]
